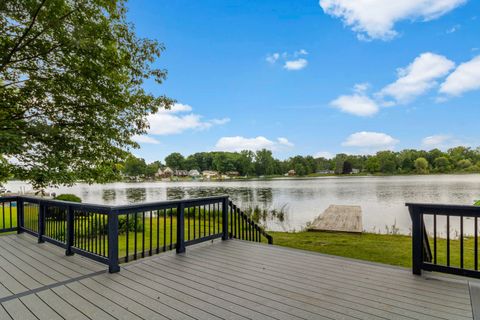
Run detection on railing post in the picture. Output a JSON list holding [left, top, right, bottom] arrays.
[[222, 197, 229, 241], [107, 211, 120, 273], [17, 197, 24, 234], [65, 206, 74, 256], [267, 234, 273, 245], [409, 205, 423, 276], [176, 203, 186, 253], [38, 203, 45, 243]]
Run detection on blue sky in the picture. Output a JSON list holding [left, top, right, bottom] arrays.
[[126, 0, 480, 163]]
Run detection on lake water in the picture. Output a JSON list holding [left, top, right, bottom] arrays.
[[6, 174, 480, 234]]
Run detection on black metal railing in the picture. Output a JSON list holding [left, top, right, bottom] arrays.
[[0, 195, 272, 273], [407, 202, 480, 278], [228, 201, 273, 244]]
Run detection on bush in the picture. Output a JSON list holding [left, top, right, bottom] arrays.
[[54, 194, 82, 203], [118, 215, 144, 233]]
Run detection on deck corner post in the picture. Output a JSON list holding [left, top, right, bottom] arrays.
[[409, 205, 423, 276], [17, 197, 24, 234], [222, 196, 229, 241], [267, 235, 273, 245], [65, 206, 74, 256], [107, 211, 120, 273], [176, 202, 186, 254], [38, 203, 45, 243]]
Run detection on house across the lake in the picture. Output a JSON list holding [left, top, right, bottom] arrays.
[[202, 170, 219, 179], [188, 169, 201, 177]]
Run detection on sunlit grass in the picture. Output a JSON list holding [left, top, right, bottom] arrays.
[[270, 231, 480, 269]]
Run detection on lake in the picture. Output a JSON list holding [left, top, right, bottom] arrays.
[[5, 174, 480, 234], [6, 174, 480, 234]]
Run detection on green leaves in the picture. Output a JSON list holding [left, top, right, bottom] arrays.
[[1, 0, 173, 188]]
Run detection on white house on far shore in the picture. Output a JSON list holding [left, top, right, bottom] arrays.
[[189, 169, 200, 177]]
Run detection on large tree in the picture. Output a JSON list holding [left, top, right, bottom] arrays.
[[1, 0, 173, 188]]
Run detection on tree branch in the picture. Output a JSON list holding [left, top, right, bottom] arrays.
[[0, 0, 48, 71]]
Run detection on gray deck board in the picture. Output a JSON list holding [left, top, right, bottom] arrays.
[[0, 234, 475, 320], [193, 242, 473, 316], [2, 299, 36, 320], [20, 293, 63, 320], [36, 289, 90, 320]]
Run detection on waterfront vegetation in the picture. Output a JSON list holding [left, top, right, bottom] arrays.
[[119, 146, 480, 180]]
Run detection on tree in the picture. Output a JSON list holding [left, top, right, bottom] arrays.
[[414, 157, 429, 174], [145, 161, 161, 178], [255, 149, 275, 176], [342, 161, 353, 174], [165, 153, 185, 170], [365, 156, 380, 173], [123, 155, 147, 177], [433, 157, 450, 173], [1, 0, 173, 188], [457, 159, 473, 170], [377, 151, 397, 174]]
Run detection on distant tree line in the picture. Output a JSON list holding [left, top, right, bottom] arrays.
[[120, 146, 480, 178]]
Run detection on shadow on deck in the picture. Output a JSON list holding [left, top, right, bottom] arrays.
[[0, 233, 475, 320]]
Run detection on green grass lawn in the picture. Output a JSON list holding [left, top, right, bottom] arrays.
[[0, 206, 17, 230], [270, 231, 480, 269], [117, 216, 223, 258]]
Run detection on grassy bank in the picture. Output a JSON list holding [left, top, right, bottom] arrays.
[[270, 231, 477, 269]]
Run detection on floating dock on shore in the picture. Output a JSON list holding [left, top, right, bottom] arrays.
[[308, 205, 363, 233]]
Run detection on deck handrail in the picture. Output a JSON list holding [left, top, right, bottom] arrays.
[[0, 195, 273, 273], [407, 202, 480, 278]]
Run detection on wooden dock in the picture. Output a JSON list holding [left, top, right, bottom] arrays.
[[0, 233, 475, 319], [309, 205, 363, 233]]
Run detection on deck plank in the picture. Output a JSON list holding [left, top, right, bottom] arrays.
[[36, 289, 90, 320], [0, 233, 474, 320], [195, 242, 472, 314], [51, 285, 116, 320], [20, 293, 63, 320], [2, 299, 37, 320]]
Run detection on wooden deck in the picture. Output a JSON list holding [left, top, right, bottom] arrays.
[[0, 234, 475, 320]]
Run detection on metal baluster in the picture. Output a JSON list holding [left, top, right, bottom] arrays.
[[433, 214, 437, 265], [447, 215, 450, 267], [475, 217, 478, 271], [125, 214, 129, 262], [460, 216, 464, 269]]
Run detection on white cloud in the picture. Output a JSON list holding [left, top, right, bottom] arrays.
[[422, 135, 451, 149], [294, 49, 309, 56], [439, 55, 480, 96], [330, 92, 379, 117], [215, 136, 294, 152], [315, 151, 334, 159], [342, 131, 399, 150], [353, 82, 370, 93], [277, 137, 294, 147], [446, 24, 460, 33], [266, 53, 280, 64], [379, 52, 455, 104], [267, 50, 309, 70], [421, 134, 466, 149], [319, 0, 467, 40], [147, 103, 229, 135], [132, 135, 160, 144], [284, 58, 308, 71]]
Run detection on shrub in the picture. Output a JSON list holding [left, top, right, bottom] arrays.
[[54, 194, 82, 203], [118, 215, 144, 233]]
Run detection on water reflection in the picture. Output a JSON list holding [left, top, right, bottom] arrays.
[[126, 188, 146, 203]]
